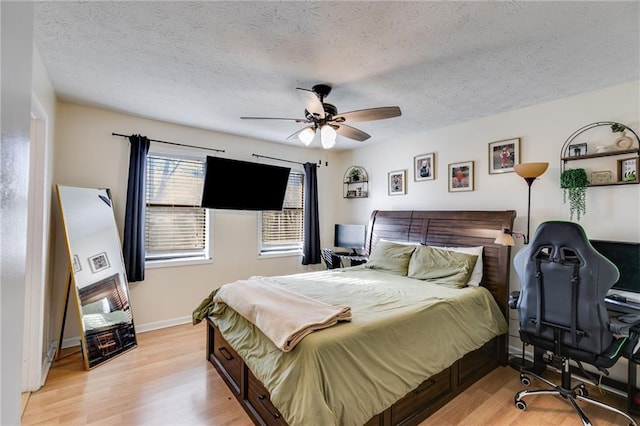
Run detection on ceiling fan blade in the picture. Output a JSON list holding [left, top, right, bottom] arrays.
[[335, 124, 370, 142], [240, 116, 309, 123], [296, 88, 325, 119], [333, 106, 401, 123]]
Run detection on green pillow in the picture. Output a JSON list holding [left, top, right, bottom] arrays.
[[365, 240, 417, 276], [407, 245, 478, 288]]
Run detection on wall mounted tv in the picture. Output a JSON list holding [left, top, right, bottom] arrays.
[[200, 157, 291, 211], [334, 224, 366, 254], [590, 239, 640, 294]]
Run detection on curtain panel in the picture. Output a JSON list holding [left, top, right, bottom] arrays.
[[123, 134, 150, 282], [302, 162, 321, 265]]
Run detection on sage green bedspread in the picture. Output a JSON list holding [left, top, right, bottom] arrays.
[[198, 267, 508, 426]]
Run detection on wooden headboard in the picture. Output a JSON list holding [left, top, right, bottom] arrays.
[[365, 210, 516, 319]]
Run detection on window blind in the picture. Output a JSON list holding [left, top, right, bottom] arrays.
[[145, 155, 207, 261], [261, 171, 304, 252]]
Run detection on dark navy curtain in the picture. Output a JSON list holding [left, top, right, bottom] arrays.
[[123, 134, 150, 282], [302, 162, 321, 265]]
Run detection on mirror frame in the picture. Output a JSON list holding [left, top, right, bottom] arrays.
[[56, 185, 137, 369]]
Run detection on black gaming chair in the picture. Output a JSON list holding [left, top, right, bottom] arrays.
[[511, 221, 637, 426]]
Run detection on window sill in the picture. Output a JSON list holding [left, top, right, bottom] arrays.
[[146, 257, 213, 269], [258, 250, 303, 260]]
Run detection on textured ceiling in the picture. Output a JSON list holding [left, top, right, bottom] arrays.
[[33, 1, 640, 151]]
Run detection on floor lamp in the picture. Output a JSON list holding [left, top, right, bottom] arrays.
[[495, 162, 549, 246], [505, 162, 549, 371]]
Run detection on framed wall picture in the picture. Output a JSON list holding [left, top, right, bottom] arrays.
[[488, 137, 520, 174], [88, 252, 110, 273], [568, 143, 587, 157], [618, 157, 639, 182], [72, 254, 82, 273], [414, 153, 435, 181], [448, 161, 474, 192], [388, 169, 407, 195]]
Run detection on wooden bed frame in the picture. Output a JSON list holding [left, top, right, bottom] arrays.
[[206, 209, 516, 426]]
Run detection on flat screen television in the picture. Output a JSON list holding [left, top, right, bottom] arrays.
[[201, 157, 291, 211], [334, 224, 366, 254], [590, 239, 640, 296]]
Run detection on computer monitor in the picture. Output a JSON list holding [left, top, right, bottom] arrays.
[[591, 239, 640, 299], [334, 224, 366, 254]]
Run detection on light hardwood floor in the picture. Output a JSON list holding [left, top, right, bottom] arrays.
[[23, 323, 637, 425]]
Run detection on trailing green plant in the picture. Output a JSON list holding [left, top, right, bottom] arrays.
[[560, 168, 588, 221], [611, 123, 627, 133]]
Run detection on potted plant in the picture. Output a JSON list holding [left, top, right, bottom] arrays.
[[611, 123, 634, 150], [611, 123, 627, 133], [560, 168, 588, 221], [348, 167, 362, 182]]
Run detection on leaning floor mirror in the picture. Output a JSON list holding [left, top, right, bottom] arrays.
[[56, 185, 137, 369]]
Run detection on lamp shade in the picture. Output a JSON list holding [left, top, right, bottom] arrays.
[[494, 231, 516, 246], [320, 124, 337, 149], [514, 162, 549, 179], [298, 127, 315, 146]]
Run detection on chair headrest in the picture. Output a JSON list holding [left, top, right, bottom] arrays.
[[515, 221, 619, 285]]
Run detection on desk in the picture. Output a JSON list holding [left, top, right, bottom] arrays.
[[607, 302, 640, 415], [321, 248, 367, 269]]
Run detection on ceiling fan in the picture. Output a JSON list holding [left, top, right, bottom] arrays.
[[241, 84, 401, 149]]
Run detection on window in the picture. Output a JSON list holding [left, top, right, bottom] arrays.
[[260, 171, 304, 255], [145, 153, 209, 263]]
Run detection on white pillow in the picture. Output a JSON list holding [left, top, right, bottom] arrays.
[[432, 245, 484, 286]]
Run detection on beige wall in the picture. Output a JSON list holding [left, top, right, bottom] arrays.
[[335, 81, 639, 240], [54, 82, 640, 335], [53, 103, 340, 333]]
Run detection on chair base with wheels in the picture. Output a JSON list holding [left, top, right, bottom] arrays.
[[514, 355, 637, 426]]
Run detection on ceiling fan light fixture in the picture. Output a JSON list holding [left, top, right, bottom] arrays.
[[320, 124, 337, 149], [298, 127, 315, 145]]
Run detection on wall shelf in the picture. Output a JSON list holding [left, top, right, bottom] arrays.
[[560, 122, 639, 186], [343, 166, 369, 198]]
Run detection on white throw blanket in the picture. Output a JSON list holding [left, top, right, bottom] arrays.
[[213, 278, 352, 352]]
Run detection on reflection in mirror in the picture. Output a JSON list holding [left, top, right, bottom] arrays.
[[56, 185, 137, 369]]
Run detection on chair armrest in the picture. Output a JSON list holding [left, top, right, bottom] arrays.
[[508, 291, 520, 309]]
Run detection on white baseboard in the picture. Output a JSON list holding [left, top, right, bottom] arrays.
[[60, 316, 193, 348], [135, 316, 192, 333]]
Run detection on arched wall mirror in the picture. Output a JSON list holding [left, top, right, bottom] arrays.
[[56, 185, 137, 369]]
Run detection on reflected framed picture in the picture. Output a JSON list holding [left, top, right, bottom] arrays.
[[448, 161, 474, 192], [488, 137, 520, 174], [72, 254, 82, 273], [88, 252, 110, 273], [388, 169, 406, 195], [414, 153, 435, 181]]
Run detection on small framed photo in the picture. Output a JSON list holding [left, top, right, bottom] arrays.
[[618, 157, 639, 182], [488, 138, 520, 174], [568, 143, 587, 157], [72, 254, 82, 273], [88, 252, 110, 273], [448, 161, 474, 192], [388, 170, 407, 195], [414, 153, 435, 181]]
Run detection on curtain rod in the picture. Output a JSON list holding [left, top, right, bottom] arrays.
[[252, 153, 322, 168], [112, 132, 225, 153]]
